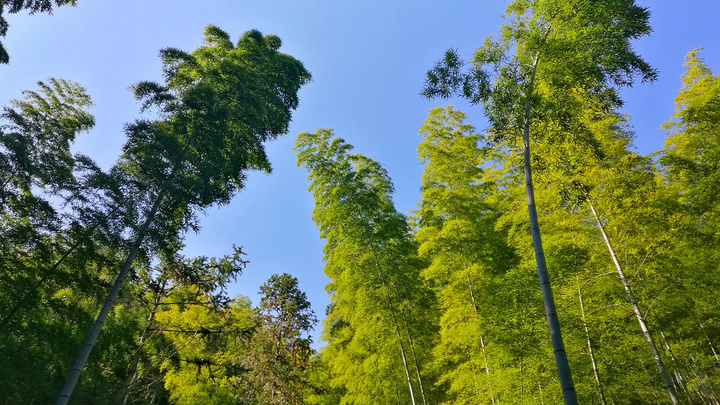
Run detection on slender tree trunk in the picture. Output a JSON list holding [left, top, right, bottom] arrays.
[[380, 277, 418, 405], [635, 263, 693, 401], [697, 316, 720, 365], [655, 317, 692, 403], [586, 197, 680, 405], [577, 275, 607, 405], [688, 354, 719, 404], [394, 322, 417, 405], [402, 315, 428, 405], [376, 259, 422, 405], [522, 56, 577, 405], [466, 275, 496, 404], [56, 183, 171, 405]]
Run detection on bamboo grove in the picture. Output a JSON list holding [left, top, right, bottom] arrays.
[[1, 0, 719, 404]]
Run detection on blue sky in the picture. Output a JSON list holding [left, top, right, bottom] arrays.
[[2, 1, 718, 346]]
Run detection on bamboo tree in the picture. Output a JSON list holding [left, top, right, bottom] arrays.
[[423, 3, 657, 402], [296, 129, 436, 404], [576, 275, 607, 405], [56, 26, 310, 404], [393, 313, 417, 405], [402, 315, 428, 405], [415, 106, 514, 403], [57, 182, 170, 404], [661, 52, 720, 391], [0, 79, 138, 402], [585, 196, 679, 404]]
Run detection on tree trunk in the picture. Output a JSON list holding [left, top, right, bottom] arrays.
[[697, 316, 720, 365], [394, 322, 417, 405], [522, 56, 577, 405], [586, 197, 680, 405], [466, 275, 496, 404], [577, 275, 607, 405], [56, 183, 170, 405], [402, 315, 428, 405], [634, 261, 693, 401]]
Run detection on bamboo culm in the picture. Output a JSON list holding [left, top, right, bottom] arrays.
[[586, 196, 679, 405], [56, 182, 171, 405], [522, 55, 577, 405], [402, 314, 428, 405], [577, 275, 607, 405]]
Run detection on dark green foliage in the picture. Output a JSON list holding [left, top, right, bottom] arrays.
[[56, 25, 310, 402], [259, 273, 317, 343], [244, 273, 317, 404], [118, 25, 310, 255]]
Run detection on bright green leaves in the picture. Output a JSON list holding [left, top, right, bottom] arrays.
[[296, 129, 437, 405], [296, 129, 399, 255], [424, 0, 657, 147], [415, 107, 522, 404], [155, 290, 255, 405], [662, 49, 720, 215], [501, 0, 656, 87], [422, 5, 661, 402]]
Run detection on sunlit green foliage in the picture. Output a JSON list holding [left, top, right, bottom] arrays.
[[296, 129, 437, 405]]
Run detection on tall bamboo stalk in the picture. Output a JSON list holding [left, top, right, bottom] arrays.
[[522, 55, 577, 404], [56, 182, 171, 405], [697, 316, 720, 365], [402, 315, 428, 405], [586, 197, 679, 405], [394, 322, 417, 405], [466, 274, 496, 404], [576, 275, 607, 405]]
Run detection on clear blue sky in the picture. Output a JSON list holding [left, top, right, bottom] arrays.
[[2, 1, 718, 347]]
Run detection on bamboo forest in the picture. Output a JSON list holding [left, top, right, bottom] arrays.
[[2, 1, 720, 404]]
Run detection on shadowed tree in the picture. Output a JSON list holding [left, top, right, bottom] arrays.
[[56, 25, 310, 404], [242, 273, 317, 405]]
